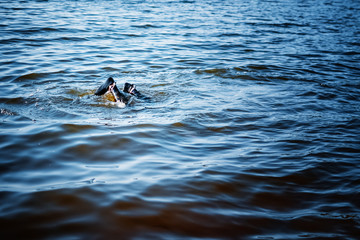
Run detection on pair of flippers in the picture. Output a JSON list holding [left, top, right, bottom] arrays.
[[95, 77, 149, 103]]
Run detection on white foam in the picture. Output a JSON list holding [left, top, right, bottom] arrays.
[[113, 101, 126, 108]]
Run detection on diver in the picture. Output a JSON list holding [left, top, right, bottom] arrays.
[[95, 77, 150, 104]]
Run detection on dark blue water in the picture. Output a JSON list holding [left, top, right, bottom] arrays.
[[1, 0, 360, 239]]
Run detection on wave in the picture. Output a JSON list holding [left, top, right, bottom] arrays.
[[195, 65, 292, 82], [12, 71, 68, 82]]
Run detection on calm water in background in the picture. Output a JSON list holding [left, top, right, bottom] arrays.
[[1, 0, 360, 239]]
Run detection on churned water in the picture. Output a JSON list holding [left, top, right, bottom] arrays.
[[1, 0, 359, 239]]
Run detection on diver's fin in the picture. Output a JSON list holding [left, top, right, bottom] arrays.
[[95, 77, 115, 96], [123, 82, 151, 101]]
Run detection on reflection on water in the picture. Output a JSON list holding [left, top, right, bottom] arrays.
[[1, 0, 360, 239]]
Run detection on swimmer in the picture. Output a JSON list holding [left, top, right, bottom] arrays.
[[95, 77, 149, 104]]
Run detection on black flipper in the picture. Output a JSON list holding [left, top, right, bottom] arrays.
[[95, 77, 115, 96], [123, 82, 151, 101]]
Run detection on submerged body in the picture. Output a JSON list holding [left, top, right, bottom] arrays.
[[95, 77, 149, 105]]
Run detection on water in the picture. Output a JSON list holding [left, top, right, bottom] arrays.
[[1, 0, 360, 239]]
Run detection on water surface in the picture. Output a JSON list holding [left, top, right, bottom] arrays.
[[1, 0, 360, 239]]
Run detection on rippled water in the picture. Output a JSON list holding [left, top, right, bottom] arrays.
[[1, 0, 360, 239]]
